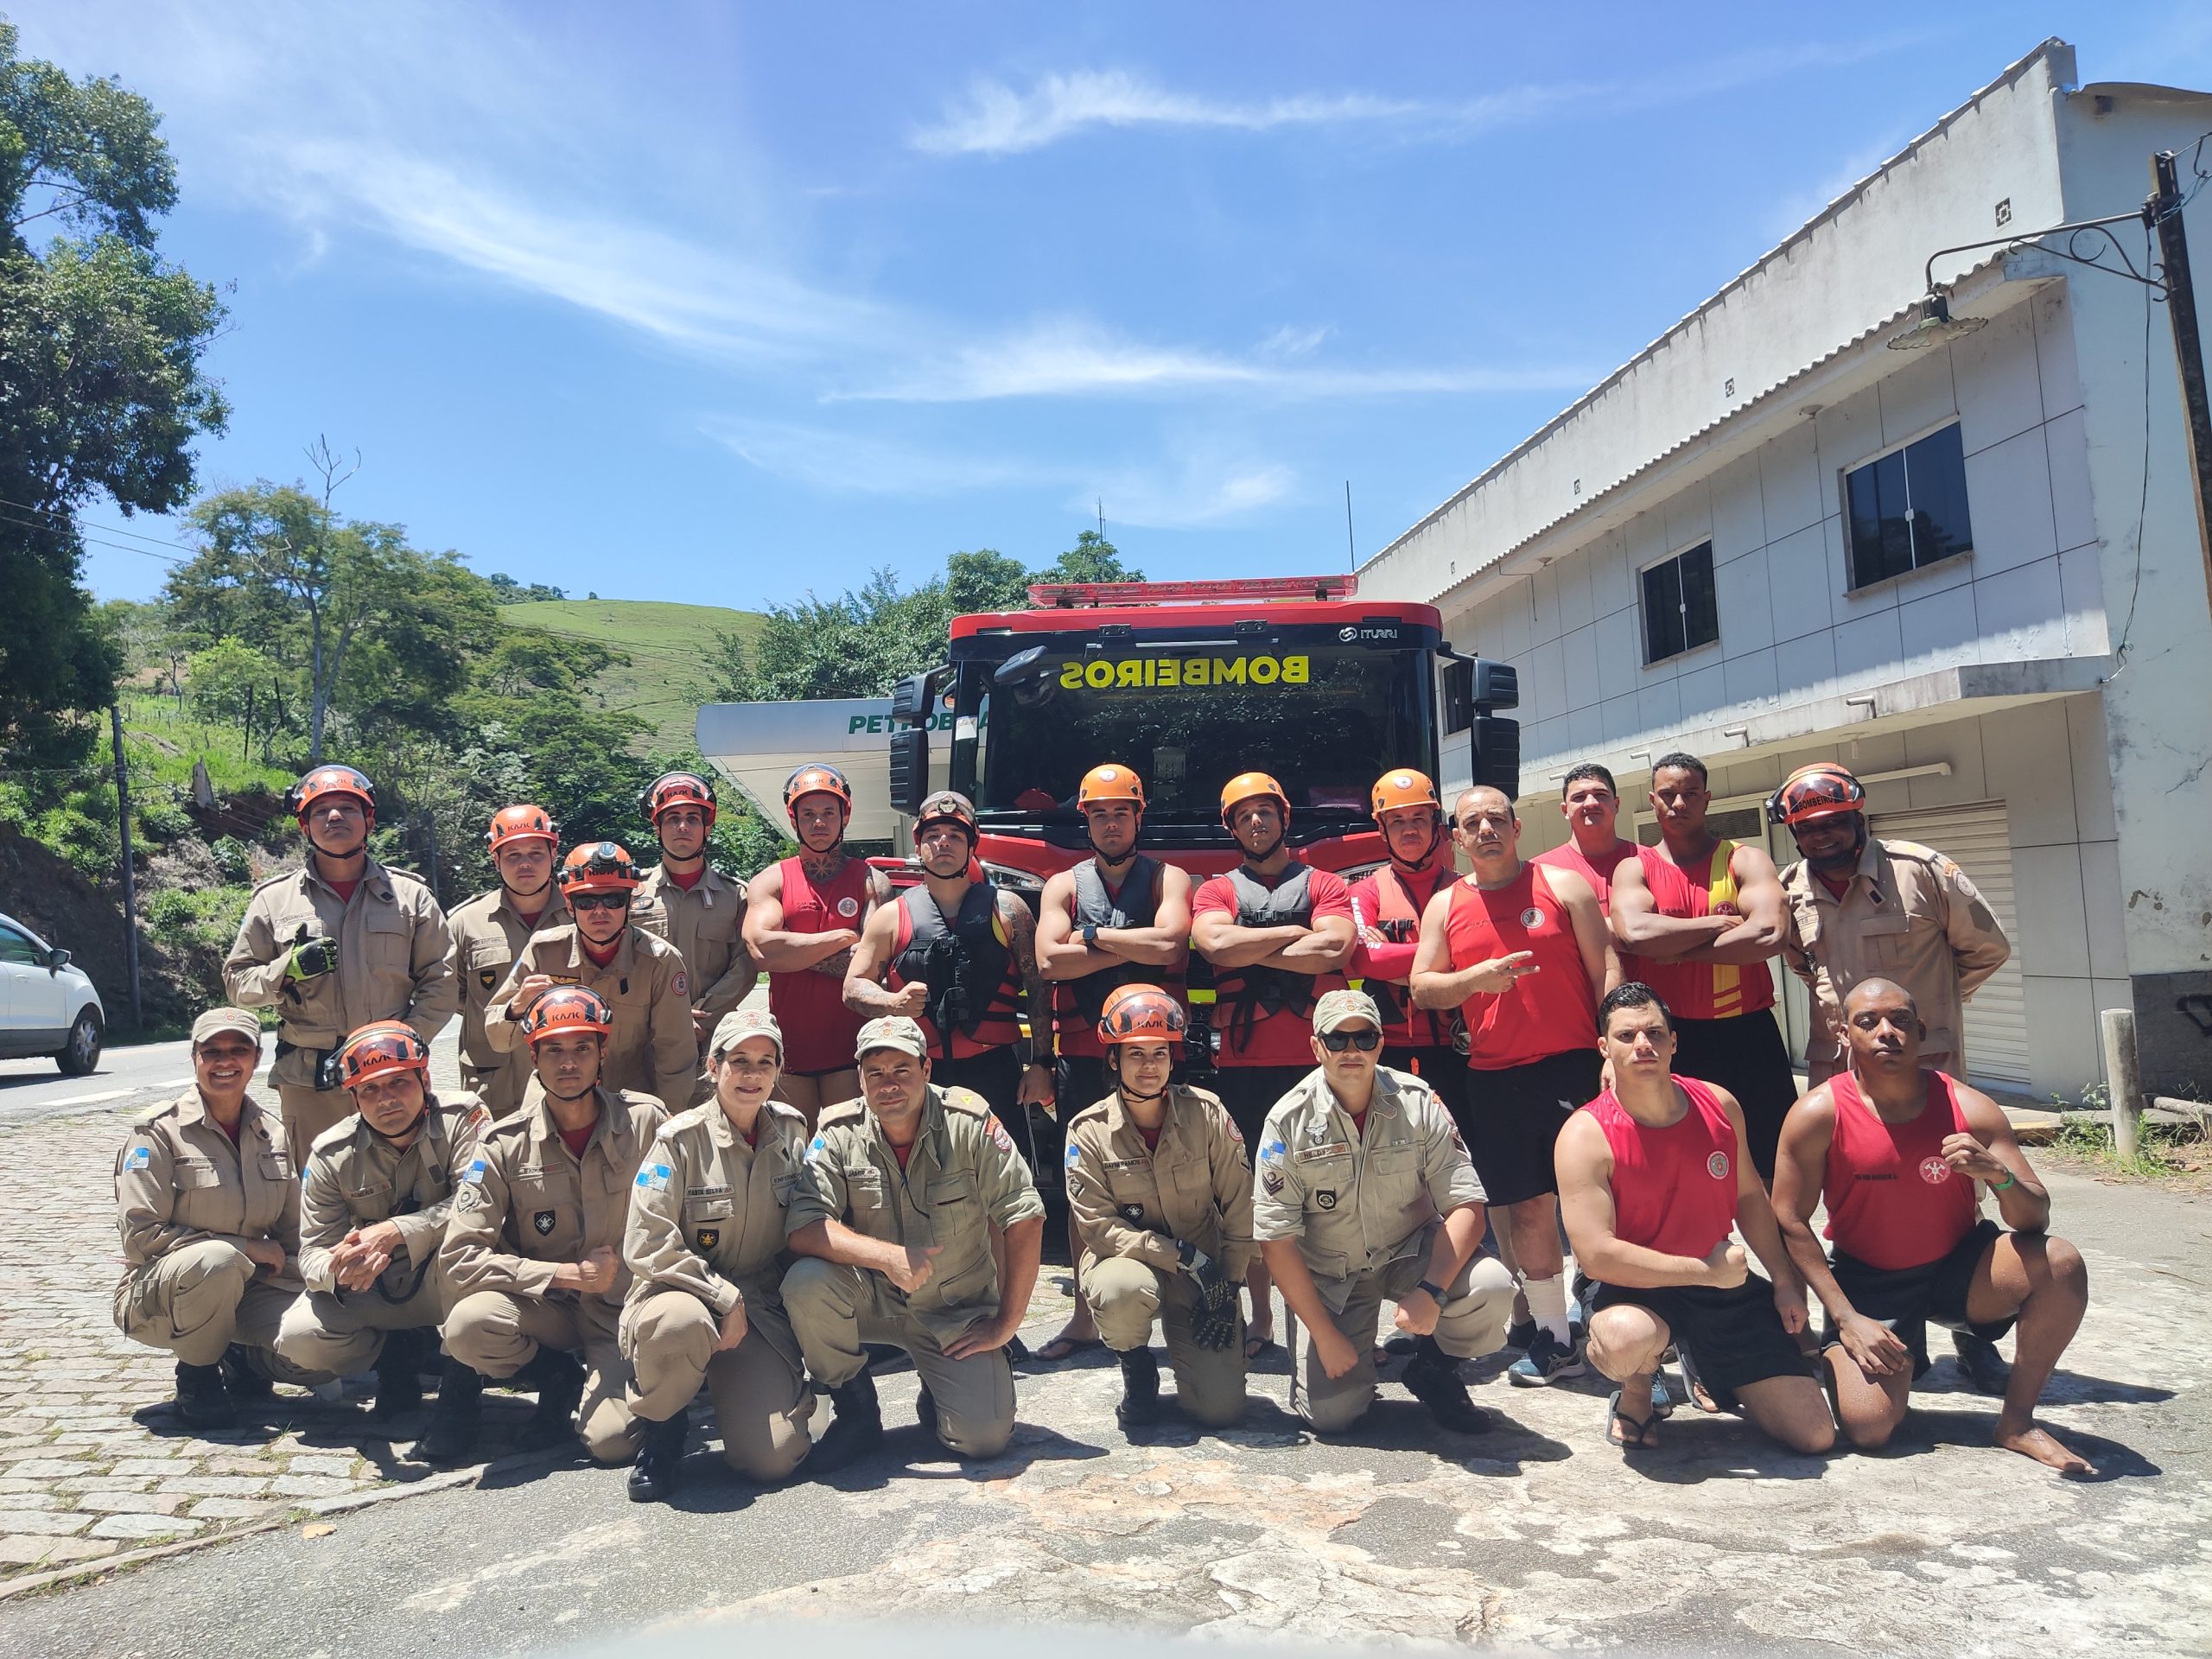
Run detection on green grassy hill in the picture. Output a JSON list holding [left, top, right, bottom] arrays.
[[501, 599, 766, 752]]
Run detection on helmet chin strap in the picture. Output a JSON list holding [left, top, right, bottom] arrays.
[[1109, 1055, 1172, 1103], [1389, 816, 1446, 874], [364, 1094, 431, 1144]]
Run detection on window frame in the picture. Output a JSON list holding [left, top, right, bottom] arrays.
[[1637, 537, 1720, 667], [1840, 418, 1975, 594]]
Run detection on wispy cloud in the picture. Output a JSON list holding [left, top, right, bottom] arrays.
[[912, 40, 1930, 158]]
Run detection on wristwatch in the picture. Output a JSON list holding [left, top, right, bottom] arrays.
[[1082, 923, 1100, 948], [1416, 1279, 1447, 1301]]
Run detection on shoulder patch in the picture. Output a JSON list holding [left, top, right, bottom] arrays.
[[636, 1162, 673, 1192], [671, 969, 689, 999], [123, 1144, 153, 1171], [988, 1116, 1016, 1154], [820, 1097, 868, 1128], [938, 1086, 992, 1119]]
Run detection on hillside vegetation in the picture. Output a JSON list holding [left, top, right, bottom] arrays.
[[501, 600, 765, 751]]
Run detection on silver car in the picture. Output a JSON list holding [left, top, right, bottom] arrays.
[[0, 911, 105, 1075]]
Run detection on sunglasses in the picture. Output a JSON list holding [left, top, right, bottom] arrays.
[[569, 893, 629, 912], [1318, 1028, 1382, 1052]]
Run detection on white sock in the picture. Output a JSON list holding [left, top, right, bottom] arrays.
[[1524, 1274, 1571, 1345]]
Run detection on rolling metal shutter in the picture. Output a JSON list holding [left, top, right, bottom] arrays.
[[1868, 801, 2031, 1088]]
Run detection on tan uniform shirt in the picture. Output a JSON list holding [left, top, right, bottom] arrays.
[[447, 887, 568, 1114], [1780, 836, 2012, 1072], [624, 1099, 809, 1319], [787, 1086, 1045, 1343], [483, 924, 701, 1111], [114, 1090, 301, 1281], [634, 865, 754, 1020], [224, 860, 459, 1091], [1249, 1066, 1485, 1313], [442, 1086, 666, 1306], [298, 1094, 491, 1294], [1065, 1084, 1255, 1281]]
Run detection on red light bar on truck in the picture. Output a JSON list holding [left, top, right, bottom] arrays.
[[1027, 575, 1359, 609]]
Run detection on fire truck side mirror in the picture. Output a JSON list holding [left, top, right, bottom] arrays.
[[1471, 715, 1522, 803], [887, 727, 929, 816], [890, 670, 938, 724], [1471, 660, 1519, 712]]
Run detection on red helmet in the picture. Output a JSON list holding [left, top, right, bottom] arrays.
[[336, 1021, 429, 1090], [1097, 984, 1186, 1046], [1766, 763, 1867, 829], [486, 804, 557, 853], [1219, 771, 1290, 828], [640, 771, 717, 828], [1077, 765, 1146, 810], [520, 986, 613, 1046], [783, 764, 854, 820], [558, 841, 641, 895], [913, 791, 978, 845], [288, 766, 376, 822]]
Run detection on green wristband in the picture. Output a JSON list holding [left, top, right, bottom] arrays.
[[1991, 1171, 2016, 1192]]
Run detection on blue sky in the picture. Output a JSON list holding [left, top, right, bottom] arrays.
[[24, 3, 2212, 609]]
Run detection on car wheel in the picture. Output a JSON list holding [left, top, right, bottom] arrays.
[[56, 1007, 103, 1077]]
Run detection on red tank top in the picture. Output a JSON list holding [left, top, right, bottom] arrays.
[[767, 855, 869, 1074], [1822, 1071, 1978, 1270], [1584, 1077, 1738, 1258], [1532, 839, 1639, 906], [1444, 862, 1599, 1071], [1634, 840, 1776, 1021]]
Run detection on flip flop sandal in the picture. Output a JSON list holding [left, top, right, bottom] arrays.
[[1244, 1334, 1281, 1362], [1678, 1344, 1722, 1414], [1605, 1388, 1659, 1453], [1031, 1335, 1101, 1363]]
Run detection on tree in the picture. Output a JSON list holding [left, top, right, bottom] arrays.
[[0, 22, 227, 781], [185, 638, 284, 760], [1042, 530, 1141, 585]]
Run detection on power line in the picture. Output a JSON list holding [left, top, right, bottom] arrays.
[[0, 493, 202, 556]]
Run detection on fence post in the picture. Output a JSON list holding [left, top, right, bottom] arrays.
[[2099, 1007, 2144, 1161], [110, 704, 143, 1031]]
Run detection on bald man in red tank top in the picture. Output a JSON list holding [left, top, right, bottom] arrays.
[[1557, 982, 1832, 1454], [1412, 785, 1618, 1387], [1771, 978, 2093, 1475]]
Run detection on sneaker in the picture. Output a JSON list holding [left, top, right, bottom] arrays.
[[1952, 1332, 2012, 1397], [1506, 1327, 1587, 1387], [1503, 1318, 1539, 1353]]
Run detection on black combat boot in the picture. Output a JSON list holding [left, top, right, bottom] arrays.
[[626, 1410, 689, 1503], [220, 1344, 276, 1404], [1115, 1347, 1163, 1430], [514, 1347, 587, 1452], [173, 1361, 236, 1430], [372, 1330, 427, 1420], [410, 1360, 484, 1465], [810, 1370, 884, 1472], [1402, 1337, 1493, 1434]]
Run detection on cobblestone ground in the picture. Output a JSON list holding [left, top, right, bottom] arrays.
[[0, 1106, 530, 1580]]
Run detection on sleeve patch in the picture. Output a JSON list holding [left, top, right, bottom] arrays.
[[124, 1145, 152, 1171], [988, 1118, 1016, 1153], [464, 1156, 488, 1185], [671, 970, 689, 999], [1260, 1137, 1287, 1164], [637, 1162, 673, 1192], [1065, 1140, 1082, 1168]]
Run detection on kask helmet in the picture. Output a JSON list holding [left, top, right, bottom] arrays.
[[1766, 763, 1867, 829], [1219, 771, 1290, 828], [558, 841, 641, 895], [337, 1021, 430, 1090], [288, 766, 376, 822], [1096, 983, 1186, 1047], [783, 764, 854, 820], [1077, 765, 1146, 810], [486, 804, 557, 853], [521, 986, 613, 1046], [640, 771, 717, 829], [1370, 769, 1440, 818]]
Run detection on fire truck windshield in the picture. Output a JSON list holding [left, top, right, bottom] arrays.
[[962, 644, 1433, 827]]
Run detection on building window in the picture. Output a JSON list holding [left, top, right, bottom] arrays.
[[1641, 541, 1719, 664], [1844, 422, 1973, 588]]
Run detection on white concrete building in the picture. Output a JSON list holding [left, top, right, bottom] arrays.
[[1362, 41, 2212, 1103]]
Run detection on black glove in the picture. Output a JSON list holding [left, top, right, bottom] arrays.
[[289, 934, 340, 982], [1179, 1243, 1239, 1351]]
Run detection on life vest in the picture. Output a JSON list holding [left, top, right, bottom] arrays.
[[1051, 855, 1188, 1032], [1211, 862, 1323, 1048], [1359, 861, 1463, 1050], [889, 884, 1023, 1060]]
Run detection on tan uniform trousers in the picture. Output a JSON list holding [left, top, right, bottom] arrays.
[[276, 1082, 353, 1173], [1293, 1252, 1515, 1433], [783, 1257, 1014, 1459], [442, 1291, 636, 1464], [273, 1267, 448, 1377], [621, 1291, 814, 1480], [116, 1241, 322, 1381], [1080, 1257, 1248, 1428]]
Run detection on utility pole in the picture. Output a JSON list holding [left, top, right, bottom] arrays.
[[1344, 480, 1357, 572], [2152, 149, 2212, 601], [109, 704, 142, 1030]]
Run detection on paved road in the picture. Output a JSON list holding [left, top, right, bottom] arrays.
[[1, 1151, 2203, 1657]]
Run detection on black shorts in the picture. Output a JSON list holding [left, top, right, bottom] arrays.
[[1578, 1273, 1810, 1409], [1389, 1044, 1473, 1137], [1669, 1008, 1797, 1183], [1826, 1218, 2015, 1379], [1055, 1055, 1113, 1119], [1208, 1065, 1312, 1146], [1464, 1049, 1604, 1206]]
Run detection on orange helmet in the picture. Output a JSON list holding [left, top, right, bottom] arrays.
[[1766, 763, 1867, 829], [521, 986, 613, 1046], [1077, 765, 1146, 810], [337, 1020, 429, 1090], [1219, 771, 1290, 827], [640, 771, 717, 828], [486, 804, 557, 853], [1097, 983, 1187, 1046], [783, 764, 854, 820], [288, 765, 376, 822], [1370, 768, 1440, 818], [558, 841, 641, 895], [914, 791, 979, 845]]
